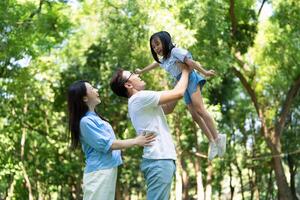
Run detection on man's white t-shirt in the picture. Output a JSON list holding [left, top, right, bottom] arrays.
[[128, 90, 176, 160]]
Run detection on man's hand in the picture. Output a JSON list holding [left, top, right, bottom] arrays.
[[176, 61, 192, 73]]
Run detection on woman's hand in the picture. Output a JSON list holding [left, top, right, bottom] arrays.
[[135, 132, 156, 146]]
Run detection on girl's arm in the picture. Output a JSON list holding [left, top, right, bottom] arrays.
[[110, 133, 156, 150], [135, 62, 160, 74], [185, 59, 216, 77]]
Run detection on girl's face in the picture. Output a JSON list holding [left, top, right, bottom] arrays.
[[84, 82, 101, 107], [151, 37, 163, 56]]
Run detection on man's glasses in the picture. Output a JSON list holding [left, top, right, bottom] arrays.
[[121, 72, 134, 86]]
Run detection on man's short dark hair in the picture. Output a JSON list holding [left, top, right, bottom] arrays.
[[110, 68, 129, 98]]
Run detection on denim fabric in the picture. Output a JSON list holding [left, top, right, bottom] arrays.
[[176, 70, 206, 105], [140, 159, 176, 200]]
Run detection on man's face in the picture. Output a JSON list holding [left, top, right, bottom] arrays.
[[123, 70, 145, 91]]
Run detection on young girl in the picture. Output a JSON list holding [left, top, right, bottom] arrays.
[[136, 31, 226, 160]]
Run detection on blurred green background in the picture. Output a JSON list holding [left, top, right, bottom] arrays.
[[0, 0, 299, 199]]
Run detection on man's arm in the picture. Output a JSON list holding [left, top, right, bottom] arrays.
[[161, 100, 178, 115], [158, 63, 190, 105]]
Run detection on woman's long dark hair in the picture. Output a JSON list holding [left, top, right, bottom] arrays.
[[67, 80, 107, 149], [150, 31, 175, 63], [67, 80, 89, 149]]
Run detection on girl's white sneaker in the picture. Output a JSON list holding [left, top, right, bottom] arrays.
[[208, 142, 218, 161], [217, 134, 227, 157]]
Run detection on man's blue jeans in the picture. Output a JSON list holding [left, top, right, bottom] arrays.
[[140, 159, 176, 200]]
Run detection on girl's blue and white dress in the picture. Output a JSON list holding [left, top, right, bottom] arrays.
[[160, 47, 206, 104]]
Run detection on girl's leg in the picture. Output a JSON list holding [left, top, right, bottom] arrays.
[[190, 86, 219, 140], [190, 85, 227, 158], [187, 104, 214, 142], [187, 102, 219, 161]]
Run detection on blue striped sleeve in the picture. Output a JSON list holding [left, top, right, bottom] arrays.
[[80, 117, 114, 153], [172, 47, 192, 62]]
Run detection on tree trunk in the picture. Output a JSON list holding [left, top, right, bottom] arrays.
[[173, 112, 191, 200], [247, 160, 260, 200], [251, 117, 260, 200], [173, 118, 182, 200], [205, 163, 212, 200], [287, 151, 299, 200], [272, 156, 292, 200], [267, 134, 293, 200], [21, 128, 33, 200], [37, 181, 44, 200], [138, 189, 143, 200], [247, 169, 254, 200], [253, 174, 259, 200], [232, 128, 245, 200], [115, 172, 121, 200], [6, 175, 16, 200], [232, 66, 298, 200], [250, 142, 260, 200], [265, 169, 274, 200], [194, 157, 205, 200], [70, 177, 82, 200], [123, 186, 130, 200], [191, 122, 205, 200], [175, 159, 183, 200], [181, 158, 190, 200], [20, 99, 33, 200], [229, 163, 234, 200], [234, 159, 245, 200]]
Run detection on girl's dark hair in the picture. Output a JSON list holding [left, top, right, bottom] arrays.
[[67, 80, 107, 149], [150, 31, 175, 63], [110, 68, 129, 98]]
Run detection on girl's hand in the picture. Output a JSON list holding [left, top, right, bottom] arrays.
[[205, 70, 216, 77], [135, 132, 156, 146], [135, 68, 143, 74]]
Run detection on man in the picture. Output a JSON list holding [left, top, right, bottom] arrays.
[[110, 64, 190, 200]]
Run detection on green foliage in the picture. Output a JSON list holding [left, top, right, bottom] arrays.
[[0, 0, 72, 77], [1, 0, 299, 199]]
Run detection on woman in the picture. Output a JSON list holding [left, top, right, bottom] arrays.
[[67, 80, 155, 200]]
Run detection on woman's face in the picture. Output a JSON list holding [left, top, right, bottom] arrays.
[[151, 37, 163, 56], [84, 82, 101, 107]]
